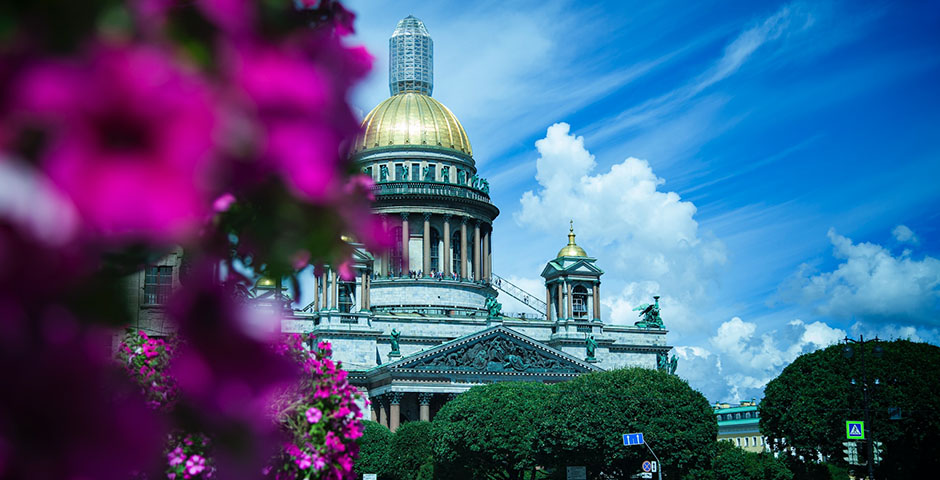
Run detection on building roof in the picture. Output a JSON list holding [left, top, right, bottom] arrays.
[[352, 92, 472, 157], [713, 405, 759, 414]]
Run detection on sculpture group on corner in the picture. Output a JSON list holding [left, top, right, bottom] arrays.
[[633, 295, 665, 329]]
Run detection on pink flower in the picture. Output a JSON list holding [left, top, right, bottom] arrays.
[[8, 45, 219, 242], [296, 452, 312, 470], [185, 454, 206, 476], [168, 446, 185, 467], [305, 407, 322, 424]]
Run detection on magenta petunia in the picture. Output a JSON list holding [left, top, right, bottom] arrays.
[[305, 407, 323, 424], [10, 45, 219, 242]]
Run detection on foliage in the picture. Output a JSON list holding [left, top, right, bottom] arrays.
[[761, 340, 940, 479], [538, 368, 716, 480], [0, 1, 379, 478], [432, 382, 552, 480], [388, 421, 435, 480], [166, 433, 215, 479], [710, 441, 792, 480], [354, 421, 393, 479]]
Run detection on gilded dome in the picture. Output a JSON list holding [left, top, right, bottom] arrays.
[[352, 92, 472, 156], [557, 222, 588, 258]]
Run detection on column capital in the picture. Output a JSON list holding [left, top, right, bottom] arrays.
[[443, 214, 452, 222], [388, 391, 404, 405], [374, 394, 389, 407], [474, 219, 482, 227], [400, 212, 410, 221], [418, 392, 433, 406], [460, 216, 469, 226], [446, 393, 460, 402], [423, 212, 433, 221]]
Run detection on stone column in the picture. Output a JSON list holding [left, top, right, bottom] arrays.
[[330, 268, 338, 310], [389, 392, 403, 432], [546, 286, 552, 321], [567, 281, 573, 320], [401, 213, 410, 274], [473, 221, 481, 282], [423, 212, 431, 275], [378, 395, 388, 428], [360, 273, 367, 310], [314, 273, 320, 311], [323, 268, 330, 310], [487, 228, 493, 281], [482, 229, 489, 282], [593, 283, 601, 321], [443, 215, 452, 276], [556, 283, 563, 321], [365, 274, 370, 310], [418, 392, 433, 422], [460, 219, 468, 280]]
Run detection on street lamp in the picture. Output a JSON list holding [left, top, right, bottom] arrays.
[[842, 335, 882, 480]]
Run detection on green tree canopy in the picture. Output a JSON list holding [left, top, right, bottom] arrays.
[[710, 441, 793, 480], [432, 382, 552, 480], [388, 421, 435, 480], [355, 420, 393, 479], [760, 339, 940, 478], [538, 367, 716, 479]]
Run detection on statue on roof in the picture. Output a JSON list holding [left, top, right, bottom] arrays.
[[457, 169, 465, 185], [442, 166, 449, 183], [379, 165, 389, 182], [484, 295, 502, 319], [633, 295, 664, 329], [423, 165, 431, 181], [586, 335, 598, 362], [390, 328, 401, 355]]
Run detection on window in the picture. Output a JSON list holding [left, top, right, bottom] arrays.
[[735, 438, 741, 447], [338, 282, 354, 313], [391, 227, 404, 275], [144, 266, 173, 304], [411, 164, 421, 181], [572, 285, 588, 318], [744, 438, 749, 447], [426, 164, 436, 181], [451, 230, 463, 277], [735, 413, 741, 419], [395, 163, 406, 181], [430, 227, 440, 272]]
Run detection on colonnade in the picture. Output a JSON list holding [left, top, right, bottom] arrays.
[[545, 279, 601, 322], [311, 266, 371, 313], [371, 391, 459, 431], [380, 212, 493, 282]]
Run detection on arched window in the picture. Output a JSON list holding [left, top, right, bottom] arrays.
[[338, 281, 354, 313], [391, 226, 403, 276], [451, 230, 462, 276], [572, 285, 588, 318], [430, 227, 440, 272]]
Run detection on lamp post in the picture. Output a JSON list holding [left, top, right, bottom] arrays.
[[842, 335, 883, 480]]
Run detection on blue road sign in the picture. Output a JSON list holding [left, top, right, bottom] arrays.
[[642, 461, 652, 472], [623, 433, 645, 446], [846, 421, 865, 440]]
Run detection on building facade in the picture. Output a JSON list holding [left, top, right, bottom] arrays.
[[128, 15, 673, 432], [714, 400, 768, 453]]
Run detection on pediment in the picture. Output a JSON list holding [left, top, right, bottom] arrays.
[[541, 258, 603, 279], [386, 326, 600, 375]]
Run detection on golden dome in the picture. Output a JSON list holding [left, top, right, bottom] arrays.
[[352, 92, 472, 156], [557, 221, 588, 258], [257, 277, 276, 288]]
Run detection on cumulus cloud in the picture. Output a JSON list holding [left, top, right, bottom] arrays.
[[782, 228, 940, 325], [515, 123, 725, 333], [674, 316, 845, 401], [892, 224, 918, 244]]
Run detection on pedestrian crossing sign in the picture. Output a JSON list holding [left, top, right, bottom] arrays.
[[846, 421, 865, 440]]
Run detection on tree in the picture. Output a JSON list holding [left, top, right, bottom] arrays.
[[539, 368, 715, 479], [761, 339, 940, 479], [388, 421, 434, 480], [710, 441, 792, 480], [432, 382, 552, 480], [355, 421, 393, 479]]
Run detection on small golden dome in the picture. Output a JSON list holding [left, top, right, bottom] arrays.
[[352, 92, 472, 156], [257, 277, 276, 287], [557, 221, 588, 258]]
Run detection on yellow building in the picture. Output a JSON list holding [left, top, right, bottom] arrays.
[[714, 400, 768, 453]]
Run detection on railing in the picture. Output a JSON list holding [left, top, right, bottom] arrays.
[[491, 273, 547, 316], [372, 181, 492, 204]]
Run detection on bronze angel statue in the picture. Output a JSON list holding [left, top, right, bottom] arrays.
[[633, 295, 664, 329]]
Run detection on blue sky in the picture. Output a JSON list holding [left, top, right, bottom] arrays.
[[342, 0, 940, 402]]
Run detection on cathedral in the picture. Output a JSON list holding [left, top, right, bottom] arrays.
[[131, 16, 672, 431]]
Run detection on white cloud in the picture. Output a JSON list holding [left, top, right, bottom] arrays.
[[515, 123, 725, 335], [892, 224, 918, 244], [677, 316, 846, 401], [782, 228, 940, 325]]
